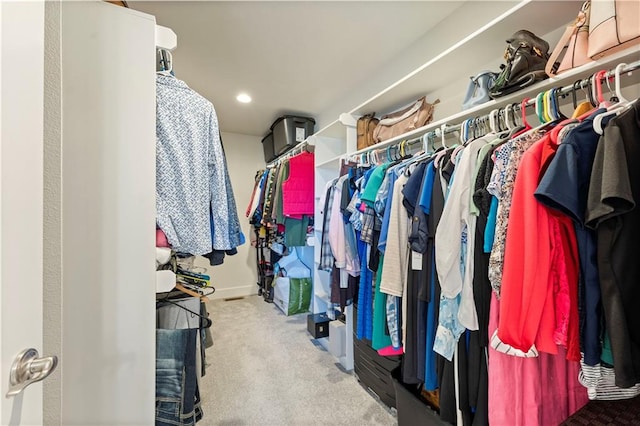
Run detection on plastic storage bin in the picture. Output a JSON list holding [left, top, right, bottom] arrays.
[[262, 132, 275, 163], [271, 115, 315, 155]]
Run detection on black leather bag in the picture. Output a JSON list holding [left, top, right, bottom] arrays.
[[489, 30, 550, 98]]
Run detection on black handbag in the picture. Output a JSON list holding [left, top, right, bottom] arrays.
[[489, 30, 550, 98]]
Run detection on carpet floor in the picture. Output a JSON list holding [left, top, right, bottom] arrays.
[[199, 295, 397, 425]]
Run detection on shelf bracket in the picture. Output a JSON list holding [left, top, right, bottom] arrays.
[[156, 25, 177, 50], [339, 113, 357, 128]]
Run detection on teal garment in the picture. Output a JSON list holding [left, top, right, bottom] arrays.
[[601, 330, 614, 366], [284, 215, 309, 247], [483, 196, 499, 253], [360, 163, 391, 208], [372, 255, 392, 350]]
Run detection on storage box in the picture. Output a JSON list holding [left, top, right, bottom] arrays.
[[271, 115, 315, 155], [307, 312, 330, 338], [262, 132, 275, 163]]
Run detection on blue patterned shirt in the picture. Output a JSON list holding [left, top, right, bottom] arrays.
[[156, 75, 241, 254]]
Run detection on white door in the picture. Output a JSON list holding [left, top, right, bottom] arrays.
[[0, 1, 48, 424], [1, 1, 157, 424]]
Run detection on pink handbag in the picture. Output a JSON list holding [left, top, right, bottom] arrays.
[[546, 1, 591, 76], [372, 96, 439, 143], [588, 0, 640, 59]]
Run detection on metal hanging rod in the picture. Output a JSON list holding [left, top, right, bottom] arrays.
[[352, 59, 640, 162], [266, 140, 312, 168]]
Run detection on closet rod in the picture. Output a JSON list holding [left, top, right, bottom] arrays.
[[352, 59, 640, 161], [266, 140, 311, 168], [431, 59, 640, 139], [519, 59, 640, 111]]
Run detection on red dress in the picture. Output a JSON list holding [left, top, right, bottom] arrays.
[[498, 132, 580, 360], [489, 132, 587, 425]]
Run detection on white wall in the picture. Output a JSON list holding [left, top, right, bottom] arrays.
[[193, 131, 265, 300], [59, 3, 156, 423], [316, 1, 518, 128]]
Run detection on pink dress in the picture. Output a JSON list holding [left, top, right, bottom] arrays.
[[488, 293, 587, 425], [489, 134, 587, 425]]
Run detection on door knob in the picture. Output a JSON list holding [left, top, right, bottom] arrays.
[[6, 348, 58, 398]]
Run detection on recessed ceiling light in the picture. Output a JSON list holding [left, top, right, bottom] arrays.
[[236, 93, 252, 103]]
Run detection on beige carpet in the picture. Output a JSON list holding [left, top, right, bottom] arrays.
[[199, 295, 397, 425]]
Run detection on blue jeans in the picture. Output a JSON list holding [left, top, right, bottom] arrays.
[[156, 329, 203, 426]]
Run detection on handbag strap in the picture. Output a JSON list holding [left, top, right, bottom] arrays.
[[545, 4, 589, 76]]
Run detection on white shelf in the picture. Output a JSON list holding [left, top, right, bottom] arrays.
[[316, 155, 343, 169], [325, 44, 640, 160], [348, 1, 580, 117], [307, 119, 343, 142]]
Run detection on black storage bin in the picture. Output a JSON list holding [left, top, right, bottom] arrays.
[[352, 304, 402, 409], [262, 132, 275, 163], [307, 313, 331, 338], [271, 115, 315, 155], [391, 367, 446, 426]]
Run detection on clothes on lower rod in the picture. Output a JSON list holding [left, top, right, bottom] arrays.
[[155, 329, 203, 426], [156, 298, 211, 425]]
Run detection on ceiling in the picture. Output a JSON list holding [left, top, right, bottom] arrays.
[[130, 1, 465, 137]]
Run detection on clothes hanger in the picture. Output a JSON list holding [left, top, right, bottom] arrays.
[[488, 109, 499, 134], [594, 69, 612, 108], [504, 104, 513, 131], [174, 282, 210, 302], [535, 92, 547, 124], [593, 63, 632, 134], [506, 103, 520, 130], [585, 75, 597, 107], [156, 49, 174, 77], [551, 87, 569, 120], [571, 80, 581, 110], [516, 95, 552, 138], [459, 120, 467, 144], [157, 297, 213, 329], [544, 90, 555, 122], [440, 124, 448, 149], [422, 132, 431, 154], [497, 108, 507, 132]]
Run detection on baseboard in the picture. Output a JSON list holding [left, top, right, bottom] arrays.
[[211, 285, 258, 300]]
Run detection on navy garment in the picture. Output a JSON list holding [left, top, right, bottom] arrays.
[[408, 161, 432, 255], [535, 110, 608, 366], [404, 254, 428, 384], [402, 161, 428, 217], [429, 166, 446, 392], [356, 232, 374, 340], [402, 162, 430, 385]]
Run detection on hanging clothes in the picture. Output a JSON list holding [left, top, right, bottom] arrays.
[[156, 74, 242, 255], [586, 100, 640, 389], [282, 151, 315, 218]]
